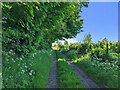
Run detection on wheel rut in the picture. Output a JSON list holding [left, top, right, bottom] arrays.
[[47, 51, 58, 88], [62, 53, 104, 89]]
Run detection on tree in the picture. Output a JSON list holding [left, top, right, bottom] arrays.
[[64, 41, 69, 51], [83, 33, 92, 44], [83, 33, 92, 52], [2, 2, 88, 57]]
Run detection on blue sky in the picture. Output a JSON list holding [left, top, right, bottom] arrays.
[[74, 2, 118, 43]]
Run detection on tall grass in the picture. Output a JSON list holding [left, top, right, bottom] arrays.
[[74, 55, 118, 88], [2, 50, 54, 88], [31, 50, 54, 88]]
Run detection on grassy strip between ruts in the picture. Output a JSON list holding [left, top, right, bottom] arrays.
[[57, 58, 86, 89], [74, 55, 118, 88]]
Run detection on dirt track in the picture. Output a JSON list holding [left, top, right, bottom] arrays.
[[62, 53, 103, 89], [47, 51, 58, 88], [47, 52, 103, 89]]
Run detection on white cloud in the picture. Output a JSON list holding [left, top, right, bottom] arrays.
[[52, 38, 78, 46], [66, 38, 78, 45]]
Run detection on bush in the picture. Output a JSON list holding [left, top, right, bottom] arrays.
[[66, 49, 78, 59]]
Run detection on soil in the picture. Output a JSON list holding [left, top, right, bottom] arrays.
[[47, 52, 104, 89], [47, 51, 58, 88], [67, 60, 101, 89], [62, 53, 103, 89]]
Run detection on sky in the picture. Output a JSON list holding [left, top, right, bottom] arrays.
[[53, 2, 118, 45], [73, 2, 118, 43], [89, 0, 119, 2]]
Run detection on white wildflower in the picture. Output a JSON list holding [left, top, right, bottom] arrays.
[[29, 72, 32, 76], [21, 55, 24, 58], [32, 54, 35, 57], [25, 65, 27, 68], [22, 69, 25, 73], [6, 59, 9, 61], [11, 58, 13, 60], [18, 64, 20, 66], [20, 58, 22, 61]]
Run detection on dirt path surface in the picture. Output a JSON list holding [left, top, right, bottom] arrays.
[[62, 53, 102, 89], [47, 51, 58, 88], [67, 61, 101, 89]]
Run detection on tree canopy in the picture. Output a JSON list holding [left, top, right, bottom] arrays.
[[2, 2, 88, 57]]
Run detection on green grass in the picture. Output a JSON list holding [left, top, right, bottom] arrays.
[[31, 50, 54, 88], [0, 42, 1, 89], [57, 58, 86, 89], [0, 72, 2, 90], [56, 51, 68, 60], [3, 50, 54, 88], [56, 51, 64, 58], [74, 55, 118, 88]]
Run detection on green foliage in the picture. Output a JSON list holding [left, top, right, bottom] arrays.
[[2, 2, 88, 57], [91, 47, 105, 58], [56, 51, 64, 59], [77, 43, 88, 56], [64, 41, 69, 51], [109, 42, 120, 54], [2, 50, 54, 88], [66, 49, 78, 59], [74, 55, 118, 88], [60, 36, 119, 62], [2, 2, 88, 88], [83, 33, 92, 44], [58, 58, 66, 62], [58, 35, 119, 88], [57, 59, 86, 88]]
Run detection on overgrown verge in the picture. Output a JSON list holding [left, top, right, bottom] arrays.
[[2, 50, 54, 88], [73, 54, 119, 88]]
